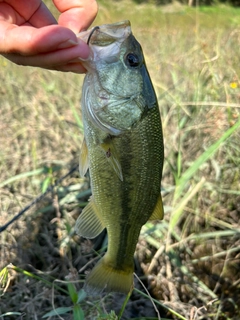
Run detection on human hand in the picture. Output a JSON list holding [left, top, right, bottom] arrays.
[[0, 0, 98, 73]]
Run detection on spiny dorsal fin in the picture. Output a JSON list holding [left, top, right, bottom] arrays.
[[74, 197, 105, 239], [79, 138, 89, 177], [100, 139, 123, 181], [149, 194, 164, 221]]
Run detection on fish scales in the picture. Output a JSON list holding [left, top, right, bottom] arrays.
[[76, 20, 164, 295], [89, 109, 162, 260]]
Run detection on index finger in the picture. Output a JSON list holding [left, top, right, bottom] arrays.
[[0, 23, 80, 55]]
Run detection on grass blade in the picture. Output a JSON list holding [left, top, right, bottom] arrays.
[[174, 119, 240, 200]]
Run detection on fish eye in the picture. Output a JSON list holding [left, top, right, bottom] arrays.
[[125, 53, 140, 68]]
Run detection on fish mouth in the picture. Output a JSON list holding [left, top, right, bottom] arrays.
[[87, 26, 100, 45], [77, 20, 132, 47]]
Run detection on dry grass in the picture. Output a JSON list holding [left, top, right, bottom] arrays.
[[1, 1, 240, 319]]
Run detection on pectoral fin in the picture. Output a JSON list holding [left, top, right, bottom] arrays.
[[74, 197, 105, 239], [149, 194, 164, 221], [100, 140, 123, 181], [79, 138, 89, 177]]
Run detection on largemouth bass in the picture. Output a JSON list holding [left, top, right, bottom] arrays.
[[75, 20, 164, 295]]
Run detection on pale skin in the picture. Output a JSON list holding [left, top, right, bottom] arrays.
[[0, 0, 98, 73]]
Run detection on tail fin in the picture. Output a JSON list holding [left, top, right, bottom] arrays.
[[84, 256, 133, 295]]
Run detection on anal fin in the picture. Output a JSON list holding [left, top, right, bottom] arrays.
[[149, 193, 164, 221], [74, 197, 105, 239]]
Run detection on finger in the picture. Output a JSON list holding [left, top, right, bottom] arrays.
[[2, 41, 90, 71], [0, 1, 56, 27], [53, 0, 98, 33], [0, 23, 81, 55], [51, 62, 87, 73], [27, 1, 57, 27]]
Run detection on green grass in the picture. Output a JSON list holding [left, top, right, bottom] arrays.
[[1, 0, 240, 319]]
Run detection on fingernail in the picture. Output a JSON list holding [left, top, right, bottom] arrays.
[[57, 39, 78, 49], [78, 48, 94, 61], [68, 52, 93, 63], [77, 55, 92, 62], [68, 56, 91, 64]]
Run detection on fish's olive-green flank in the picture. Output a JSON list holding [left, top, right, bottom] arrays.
[[75, 20, 164, 295]]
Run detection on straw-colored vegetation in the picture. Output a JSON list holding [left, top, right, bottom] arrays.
[[0, 1, 240, 319]]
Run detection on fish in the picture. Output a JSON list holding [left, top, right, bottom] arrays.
[[75, 20, 164, 295]]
